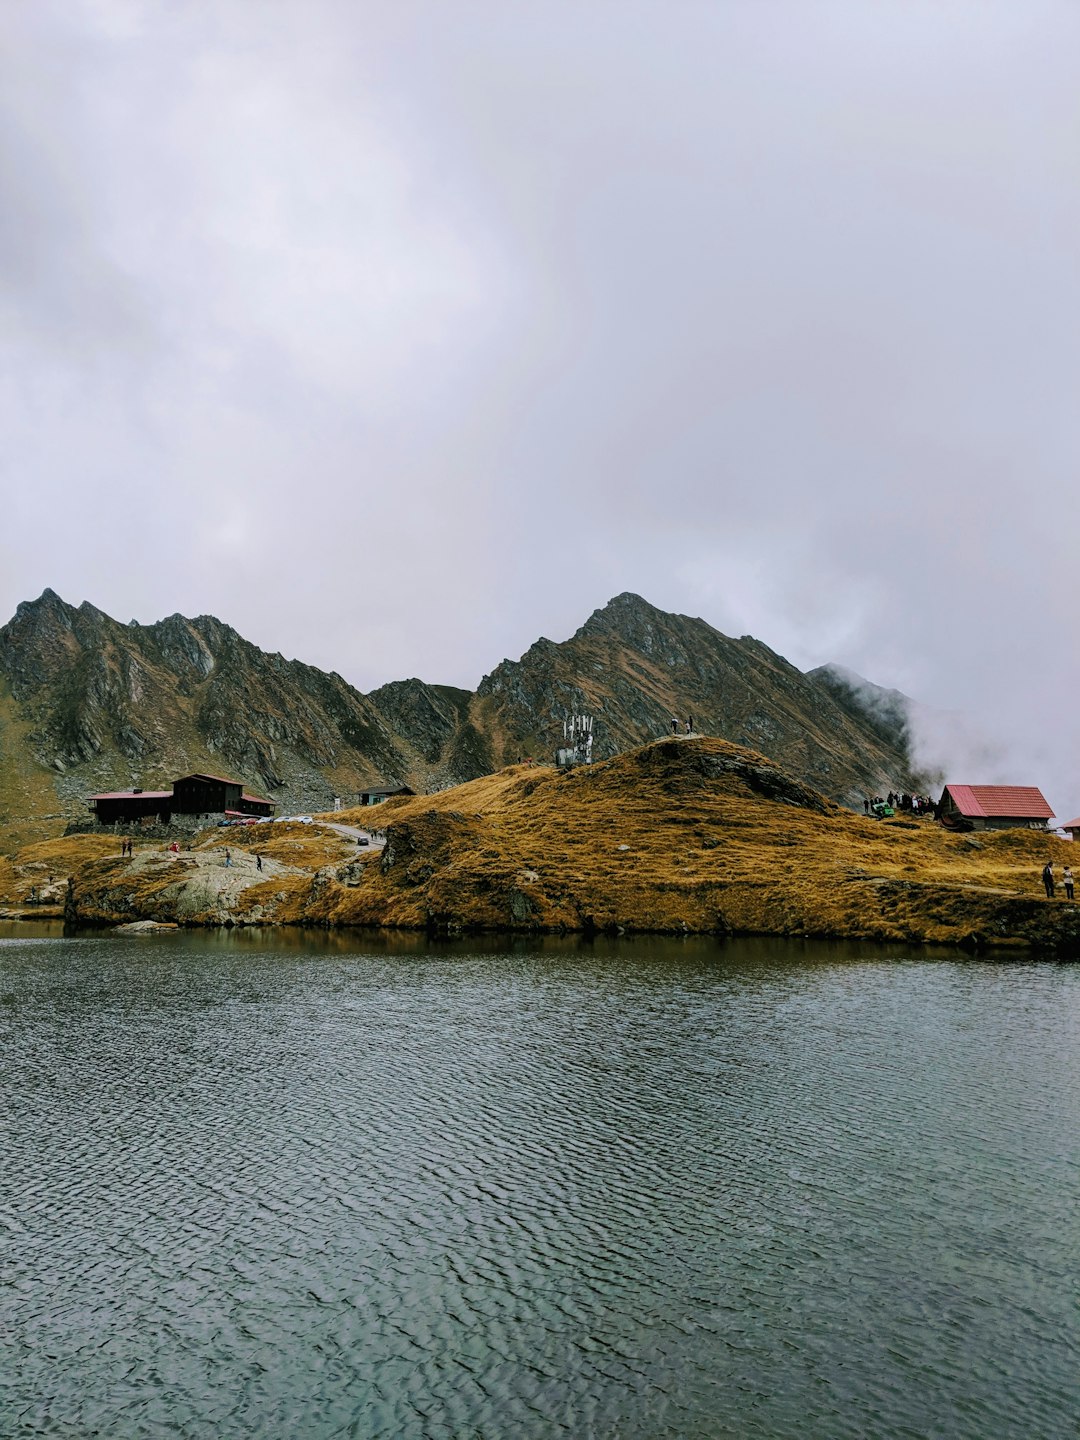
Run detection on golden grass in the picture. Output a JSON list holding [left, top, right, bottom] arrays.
[[308, 740, 1079, 949], [11, 736, 1078, 952], [204, 821, 354, 870], [0, 681, 66, 851]]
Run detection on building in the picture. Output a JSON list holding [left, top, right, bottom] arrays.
[[357, 783, 415, 806], [86, 773, 274, 828], [87, 789, 175, 826], [171, 773, 274, 820], [939, 784, 1053, 833], [1059, 817, 1080, 840]]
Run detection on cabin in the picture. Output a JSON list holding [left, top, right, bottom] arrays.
[[87, 789, 175, 826], [357, 783, 415, 806], [86, 773, 274, 828], [939, 784, 1053, 833], [1059, 817, 1080, 841], [171, 773, 274, 819]]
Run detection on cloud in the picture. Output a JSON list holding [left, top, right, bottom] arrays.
[[1, 0, 1077, 810]]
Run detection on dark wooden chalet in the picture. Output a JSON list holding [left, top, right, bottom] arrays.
[[87, 773, 274, 826], [87, 789, 175, 826], [939, 784, 1053, 832], [358, 783, 416, 806], [171, 774, 275, 818]]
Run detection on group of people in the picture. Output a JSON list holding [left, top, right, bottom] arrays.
[[1042, 862, 1074, 900], [863, 791, 937, 817], [670, 715, 696, 735]]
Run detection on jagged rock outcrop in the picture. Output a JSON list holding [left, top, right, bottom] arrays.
[[0, 588, 919, 828], [476, 592, 917, 803]]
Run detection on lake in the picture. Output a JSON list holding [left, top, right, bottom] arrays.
[[3, 925, 1078, 1437]]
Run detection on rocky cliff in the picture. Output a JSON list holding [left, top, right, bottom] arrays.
[[0, 588, 918, 833]]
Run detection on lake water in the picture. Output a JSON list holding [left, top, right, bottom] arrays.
[[3, 925, 1079, 1438]]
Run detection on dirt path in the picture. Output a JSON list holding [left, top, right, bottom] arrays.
[[320, 820, 386, 850]]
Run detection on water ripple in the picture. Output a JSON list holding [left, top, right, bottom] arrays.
[[3, 931, 1080, 1438]]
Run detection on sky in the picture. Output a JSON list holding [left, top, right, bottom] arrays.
[[2, 1, 1078, 809]]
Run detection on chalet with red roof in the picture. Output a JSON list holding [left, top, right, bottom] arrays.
[[938, 784, 1053, 833], [1059, 817, 1080, 841], [87, 773, 274, 828]]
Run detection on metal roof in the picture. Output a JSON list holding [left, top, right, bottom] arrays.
[[88, 790, 173, 801], [943, 784, 1053, 820], [241, 794, 273, 805], [175, 773, 242, 787]]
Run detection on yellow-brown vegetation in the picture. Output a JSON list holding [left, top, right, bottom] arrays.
[[314, 738, 1079, 952], [4, 738, 1078, 953], [0, 680, 66, 851]]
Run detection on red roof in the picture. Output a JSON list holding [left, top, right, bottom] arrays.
[[88, 790, 173, 801], [1060, 817, 1080, 831], [944, 784, 1053, 820], [241, 795, 272, 805]]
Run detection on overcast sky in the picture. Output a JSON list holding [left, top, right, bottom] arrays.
[[2, 1, 1077, 807]]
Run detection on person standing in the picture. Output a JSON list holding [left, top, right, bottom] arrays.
[[670, 716, 679, 735], [256, 853, 263, 872], [1064, 865, 1075, 901], [224, 847, 231, 868], [686, 714, 695, 734], [1042, 861, 1055, 898]]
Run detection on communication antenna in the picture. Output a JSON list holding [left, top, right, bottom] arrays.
[[555, 712, 595, 768]]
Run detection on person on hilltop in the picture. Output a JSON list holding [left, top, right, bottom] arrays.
[[1064, 865, 1075, 901], [1042, 861, 1055, 898], [670, 716, 680, 735]]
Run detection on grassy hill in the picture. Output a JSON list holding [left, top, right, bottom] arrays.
[[5, 737, 1077, 954]]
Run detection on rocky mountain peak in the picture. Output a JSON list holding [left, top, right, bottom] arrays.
[[0, 587, 919, 819], [573, 592, 715, 671], [577, 591, 671, 641]]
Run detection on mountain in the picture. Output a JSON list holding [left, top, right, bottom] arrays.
[[475, 593, 916, 799], [807, 663, 914, 753], [0, 588, 918, 832]]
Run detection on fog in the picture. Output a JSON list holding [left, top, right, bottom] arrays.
[[2, 1, 1077, 813]]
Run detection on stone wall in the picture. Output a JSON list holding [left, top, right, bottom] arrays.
[[65, 813, 229, 840]]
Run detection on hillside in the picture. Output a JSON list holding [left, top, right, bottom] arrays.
[[7, 737, 1077, 954], [0, 589, 917, 839], [476, 593, 916, 801]]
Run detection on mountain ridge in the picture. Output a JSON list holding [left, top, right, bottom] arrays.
[[0, 588, 919, 835]]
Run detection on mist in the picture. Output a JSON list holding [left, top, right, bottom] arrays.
[[1, 0, 1077, 813]]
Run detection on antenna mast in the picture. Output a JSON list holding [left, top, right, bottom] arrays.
[[555, 712, 595, 769]]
